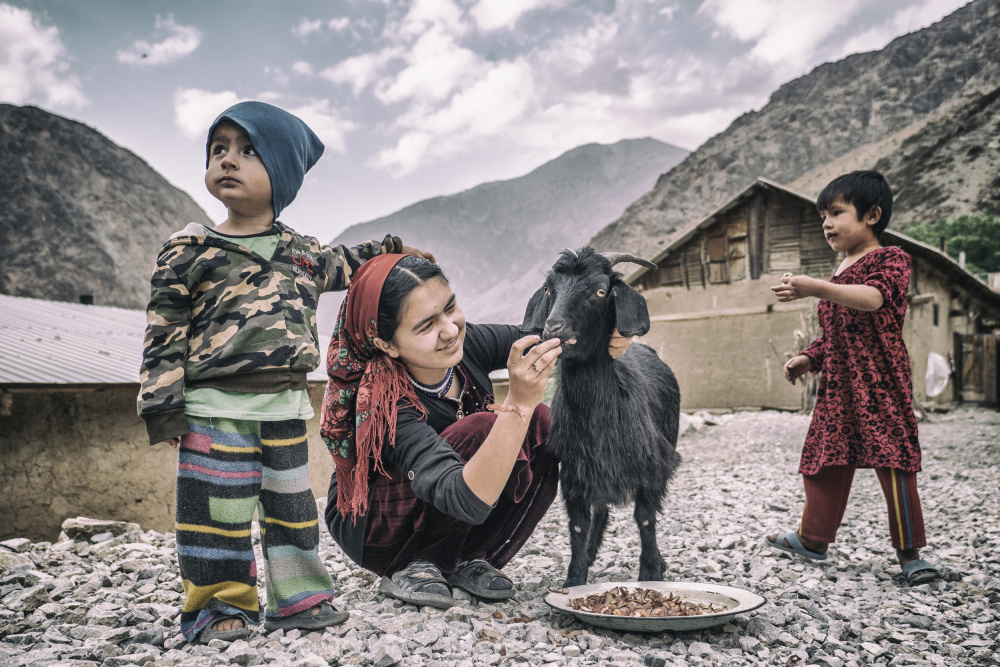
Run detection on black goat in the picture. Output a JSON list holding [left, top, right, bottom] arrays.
[[521, 247, 681, 587]]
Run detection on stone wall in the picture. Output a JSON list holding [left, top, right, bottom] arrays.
[[0, 385, 335, 542]]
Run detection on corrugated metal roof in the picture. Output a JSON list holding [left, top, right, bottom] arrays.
[[0, 294, 330, 386], [0, 294, 147, 385]]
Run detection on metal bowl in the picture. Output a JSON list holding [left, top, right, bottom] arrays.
[[544, 581, 766, 632]]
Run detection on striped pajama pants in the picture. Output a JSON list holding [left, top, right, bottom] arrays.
[[799, 465, 926, 550], [175, 417, 335, 641]]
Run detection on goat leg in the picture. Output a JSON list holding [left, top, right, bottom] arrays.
[[584, 505, 610, 570], [634, 495, 667, 581], [563, 501, 593, 587]]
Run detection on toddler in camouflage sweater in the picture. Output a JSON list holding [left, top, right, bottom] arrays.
[[137, 101, 431, 643]]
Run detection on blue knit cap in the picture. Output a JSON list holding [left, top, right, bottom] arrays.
[[206, 101, 325, 219]]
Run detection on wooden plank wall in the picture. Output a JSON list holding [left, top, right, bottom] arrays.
[[638, 188, 840, 291]]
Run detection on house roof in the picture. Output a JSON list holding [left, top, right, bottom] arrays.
[[626, 177, 1000, 313], [0, 294, 328, 388]]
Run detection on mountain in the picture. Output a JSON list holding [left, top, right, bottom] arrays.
[[328, 138, 688, 324], [0, 104, 213, 309], [590, 0, 1000, 256], [790, 84, 1000, 227]]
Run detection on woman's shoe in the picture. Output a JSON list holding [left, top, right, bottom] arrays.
[[378, 560, 455, 609], [448, 558, 516, 600]]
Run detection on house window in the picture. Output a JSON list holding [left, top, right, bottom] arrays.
[[706, 231, 728, 283]]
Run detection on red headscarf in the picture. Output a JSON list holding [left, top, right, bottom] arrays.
[[321, 254, 427, 522]]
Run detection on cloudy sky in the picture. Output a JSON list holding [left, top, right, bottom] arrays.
[[1, 0, 970, 240]]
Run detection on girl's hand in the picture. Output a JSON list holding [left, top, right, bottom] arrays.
[[609, 328, 632, 359], [506, 336, 562, 411], [401, 245, 437, 263], [771, 274, 816, 302], [783, 355, 812, 385]]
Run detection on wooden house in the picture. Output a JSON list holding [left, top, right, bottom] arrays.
[[627, 178, 1000, 411]]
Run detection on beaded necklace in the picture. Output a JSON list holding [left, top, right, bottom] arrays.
[[408, 367, 454, 398]]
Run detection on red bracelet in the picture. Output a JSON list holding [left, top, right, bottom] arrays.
[[487, 403, 527, 424]]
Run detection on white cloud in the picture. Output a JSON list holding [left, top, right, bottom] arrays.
[[469, 0, 564, 32], [698, 0, 862, 66], [371, 59, 534, 176], [292, 61, 314, 77], [375, 28, 482, 104], [320, 48, 402, 96], [292, 18, 323, 40], [116, 15, 201, 66], [287, 99, 357, 154], [0, 3, 86, 107], [174, 88, 242, 139], [835, 0, 968, 59], [328, 17, 350, 31], [396, 0, 467, 38]]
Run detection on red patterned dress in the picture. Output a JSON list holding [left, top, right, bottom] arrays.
[[799, 245, 921, 475]]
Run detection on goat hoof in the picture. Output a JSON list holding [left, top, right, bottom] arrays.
[[563, 576, 586, 588]]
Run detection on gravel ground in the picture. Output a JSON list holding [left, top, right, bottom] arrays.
[[1, 406, 998, 667]]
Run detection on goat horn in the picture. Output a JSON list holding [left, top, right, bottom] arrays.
[[601, 252, 657, 269], [561, 247, 579, 258]]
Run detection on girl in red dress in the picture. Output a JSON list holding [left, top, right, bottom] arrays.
[[766, 171, 938, 585]]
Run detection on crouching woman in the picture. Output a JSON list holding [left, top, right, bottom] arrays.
[[320, 253, 563, 608]]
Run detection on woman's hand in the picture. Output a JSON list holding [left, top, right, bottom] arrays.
[[609, 329, 632, 359], [783, 355, 812, 385], [401, 245, 437, 263], [771, 274, 817, 302], [506, 336, 562, 412]]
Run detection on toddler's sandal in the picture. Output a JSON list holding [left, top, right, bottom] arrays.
[[263, 602, 348, 632], [195, 615, 251, 644]]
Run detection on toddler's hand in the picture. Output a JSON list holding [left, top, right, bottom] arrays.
[[783, 355, 812, 385], [401, 245, 437, 264]]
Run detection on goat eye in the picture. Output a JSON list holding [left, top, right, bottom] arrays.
[[596, 289, 607, 298]]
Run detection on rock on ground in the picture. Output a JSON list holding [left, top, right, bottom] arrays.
[[1, 406, 998, 666]]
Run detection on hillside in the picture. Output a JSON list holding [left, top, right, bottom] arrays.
[[790, 85, 1000, 227], [591, 0, 1000, 256], [329, 138, 688, 323], [0, 104, 213, 309]]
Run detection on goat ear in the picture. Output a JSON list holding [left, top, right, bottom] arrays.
[[611, 283, 651, 337], [520, 287, 548, 335]]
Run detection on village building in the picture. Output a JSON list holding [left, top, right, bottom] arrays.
[[0, 294, 335, 542], [628, 178, 1000, 412]]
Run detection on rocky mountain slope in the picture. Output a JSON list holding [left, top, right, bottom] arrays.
[[0, 104, 213, 309], [591, 0, 1000, 256], [790, 84, 1000, 227], [329, 139, 688, 323]]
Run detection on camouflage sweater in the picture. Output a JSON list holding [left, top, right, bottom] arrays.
[[138, 221, 402, 445]]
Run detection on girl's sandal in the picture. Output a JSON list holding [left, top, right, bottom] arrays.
[[764, 532, 828, 561], [901, 559, 940, 586], [448, 558, 516, 600], [378, 560, 455, 609]]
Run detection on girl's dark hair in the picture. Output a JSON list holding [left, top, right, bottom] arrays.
[[377, 255, 448, 342], [816, 170, 893, 238]]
